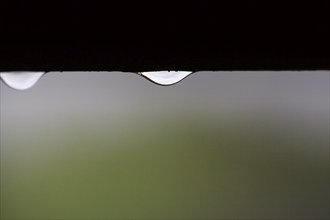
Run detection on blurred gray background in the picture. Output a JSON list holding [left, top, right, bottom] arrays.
[[1, 71, 329, 219]]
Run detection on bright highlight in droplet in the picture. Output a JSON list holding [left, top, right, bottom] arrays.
[[0, 72, 45, 90], [139, 71, 192, 85]]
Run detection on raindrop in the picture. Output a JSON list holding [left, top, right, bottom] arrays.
[[0, 72, 45, 90], [139, 71, 192, 85]]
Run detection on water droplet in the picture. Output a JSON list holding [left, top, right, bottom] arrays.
[[0, 72, 45, 90], [139, 71, 192, 85]]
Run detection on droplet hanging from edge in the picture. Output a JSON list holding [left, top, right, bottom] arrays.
[[139, 71, 192, 85], [0, 72, 45, 90]]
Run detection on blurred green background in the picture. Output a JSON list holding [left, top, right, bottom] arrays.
[[1, 71, 329, 219]]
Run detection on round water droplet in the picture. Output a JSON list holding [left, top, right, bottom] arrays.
[[0, 72, 45, 90], [140, 71, 192, 85]]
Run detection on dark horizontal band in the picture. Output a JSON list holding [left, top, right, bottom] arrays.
[[1, 1, 329, 71]]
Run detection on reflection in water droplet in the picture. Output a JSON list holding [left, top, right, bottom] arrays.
[[0, 72, 45, 90], [140, 71, 192, 85]]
